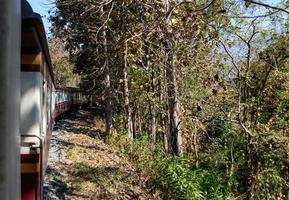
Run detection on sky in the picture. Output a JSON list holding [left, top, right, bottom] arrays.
[[27, 0, 53, 33]]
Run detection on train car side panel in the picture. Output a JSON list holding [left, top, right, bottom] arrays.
[[20, 71, 42, 136]]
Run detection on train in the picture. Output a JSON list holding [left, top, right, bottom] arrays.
[[20, 1, 86, 199]]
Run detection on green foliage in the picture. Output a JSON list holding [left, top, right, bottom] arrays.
[[109, 129, 130, 155], [111, 109, 289, 199], [113, 114, 127, 136], [198, 169, 226, 200], [159, 156, 203, 200], [198, 118, 246, 198], [256, 168, 285, 200], [130, 135, 156, 172], [111, 127, 240, 200]]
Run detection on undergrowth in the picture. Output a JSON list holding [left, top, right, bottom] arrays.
[[109, 132, 230, 200], [109, 118, 288, 199]]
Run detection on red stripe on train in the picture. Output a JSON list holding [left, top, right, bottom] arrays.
[[21, 173, 40, 200]]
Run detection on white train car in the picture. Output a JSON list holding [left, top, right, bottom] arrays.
[[21, 1, 55, 199], [20, 2, 87, 199], [53, 86, 87, 119]]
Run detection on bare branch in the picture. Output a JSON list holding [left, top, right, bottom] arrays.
[[245, 0, 289, 15], [229, 10, 279, 19], [219, 40, 240, 75], [238, 94, 254, 137], [96, 1, 115, 38]]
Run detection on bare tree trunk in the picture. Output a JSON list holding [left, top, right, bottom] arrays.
[[159, 48, 169, 154], [145, 44, 157, 145], [119, 1, 133, 142], [137, 104, 142, 135], [165, 48, 183, 155], [192, 126, 199, 167], [164, 113, 170, 154], [134, 103, 140, 137], [124, 42, 133, 142], [150, 98, 157, 144], [102, 6, 113, 138], [160, 86, 169, 153], [131, 103, 136, 138], [163, 0, 183, 155]]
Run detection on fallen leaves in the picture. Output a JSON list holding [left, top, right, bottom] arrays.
[[47, 109, 157, 200]]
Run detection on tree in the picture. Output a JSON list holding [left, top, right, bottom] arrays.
[[49, 38, 80, 87]]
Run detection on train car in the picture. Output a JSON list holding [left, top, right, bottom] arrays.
[[53, 85, 71, 119], [53, 86, 87, 119], [66, 87, 86, 109], [20, 1, 87, 199], [20, 1, 55, 199]]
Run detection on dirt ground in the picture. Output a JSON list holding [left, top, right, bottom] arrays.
[[43, 108, 156, 200]]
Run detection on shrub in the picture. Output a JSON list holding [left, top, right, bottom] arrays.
[[159, 156, 203, 200]]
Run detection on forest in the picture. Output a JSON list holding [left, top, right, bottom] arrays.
[[48, 0, 289, 199]]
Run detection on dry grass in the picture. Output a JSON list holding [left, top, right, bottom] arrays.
[[53, 109, 159, 200]]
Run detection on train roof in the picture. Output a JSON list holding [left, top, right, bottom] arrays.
[[21, 0, 55, 84]]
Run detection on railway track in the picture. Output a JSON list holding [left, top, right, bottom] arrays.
[[44, 119, 71, 199]]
